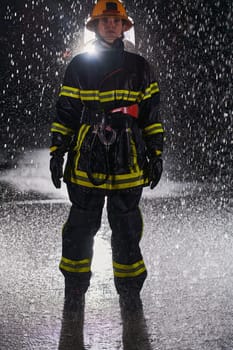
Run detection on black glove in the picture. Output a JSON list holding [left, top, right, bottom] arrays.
[[148, 157, 163, 189], [50, 155, 64, 189]]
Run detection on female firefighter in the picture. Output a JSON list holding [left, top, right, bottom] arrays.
[[50, 0, 164, 312]]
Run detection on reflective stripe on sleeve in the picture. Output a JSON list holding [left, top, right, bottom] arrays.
[[155, 150, 162, 156], [49, 145, 58, 153], [50, 122, 74, 136], [143, 123, 164, 137], [142, 82, 160, 100], [59, 85, 80, 98]]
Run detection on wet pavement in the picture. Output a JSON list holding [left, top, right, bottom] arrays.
[[0, 150, 233, 349]]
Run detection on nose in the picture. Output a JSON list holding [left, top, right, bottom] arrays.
[[105, 18, 116, 28]]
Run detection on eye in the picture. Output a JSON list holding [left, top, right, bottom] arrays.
[[101, 17, 108, 24]]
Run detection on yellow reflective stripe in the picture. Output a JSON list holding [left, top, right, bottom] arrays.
[[59, 83, 159, 102], [144, 123, 163, 132], [62, 257, 90, 265], [114, 90, 139, 101], [59, 85, 80, 98], [113, 260, 144, 270], [143, 123, 164, 136], [146, 82, 159, 94], [71, 177, 146, 190], [59, 85, 141, 103], [59, 256, 91, 273], [74, 124, 90, 151], [62, 222, 66, 236], [74, 124, 90, 169], [50, 145, 58, 153], [114, 267, 146, 278], [69, 170, 146, 190], [59, 265, 90, 273], [61, 85, 80, 92], [80, 90, 99, 101], [143, 82, 160, 100], [59, 266, 90, 273], [76, 169, 144, 181], [155, 150, 162, 156], [51, 122, 74, 136], [129, 134, 140, 173], [80, 90, 139, 102], [113, 260, 146, 278]]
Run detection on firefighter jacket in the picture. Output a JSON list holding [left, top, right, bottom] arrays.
[[50, 39, 164, 190]]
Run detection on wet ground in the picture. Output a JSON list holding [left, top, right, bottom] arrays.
[[0, 150, 233, 349]]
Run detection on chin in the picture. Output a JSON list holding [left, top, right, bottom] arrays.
[[107, 37, 118, 43], [105, 39, 115, 44]]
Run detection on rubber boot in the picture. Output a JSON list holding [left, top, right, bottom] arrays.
[[119, 290, 143, 315]]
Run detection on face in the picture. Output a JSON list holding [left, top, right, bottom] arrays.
[[97, 16, 125, 43]]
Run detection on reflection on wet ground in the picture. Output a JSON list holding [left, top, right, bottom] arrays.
[[58, 297, 85, 350], [1, 181, 233, 349], [121, 307, 153, 350]]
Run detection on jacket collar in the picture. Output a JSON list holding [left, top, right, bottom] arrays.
[[94, 38, 124, 52]]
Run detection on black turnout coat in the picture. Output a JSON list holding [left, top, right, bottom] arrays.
[[50, 39, 164, 190]]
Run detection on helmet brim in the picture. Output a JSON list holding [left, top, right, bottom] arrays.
[[86, 16, 134, 33]]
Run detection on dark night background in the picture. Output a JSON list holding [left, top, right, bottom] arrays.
[[0, 0, 232, 186]]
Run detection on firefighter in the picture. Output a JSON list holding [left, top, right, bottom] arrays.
[[50, 0, 164, 313]]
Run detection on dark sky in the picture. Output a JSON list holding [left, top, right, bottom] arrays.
[[0, 0, 232, 182]]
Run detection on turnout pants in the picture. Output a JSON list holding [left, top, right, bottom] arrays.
[[59, 184, 147, 294]]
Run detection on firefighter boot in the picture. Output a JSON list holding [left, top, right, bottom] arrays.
[[119, 290, 143, 315]]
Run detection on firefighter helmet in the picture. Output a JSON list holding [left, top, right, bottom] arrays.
[[86, 0, 133, 33]]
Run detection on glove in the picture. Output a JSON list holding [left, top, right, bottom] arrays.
[[50, 155, 64, 189], [148, 157, 163, 189]]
